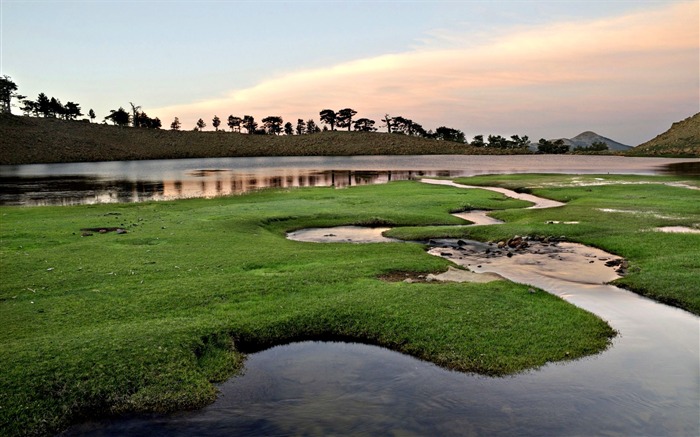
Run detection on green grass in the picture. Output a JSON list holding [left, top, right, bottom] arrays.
[[5, 177, 693, 436]]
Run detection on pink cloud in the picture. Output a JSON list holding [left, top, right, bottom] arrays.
[[152, 2, 698, 144]]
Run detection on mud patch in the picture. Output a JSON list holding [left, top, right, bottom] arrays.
[[379, 267, 503, 284], [428, 238, 626, 285], [287, 226, 398, 243], [427, 266, 504, 283], [378, 271, 431, 283]]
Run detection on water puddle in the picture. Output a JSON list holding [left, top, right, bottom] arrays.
[[597, 208, 680, 220], [655, 226, 700, 234], [286, 226, 397, 243], [452, 210, 505, 225], [421, 178, 566, 209]]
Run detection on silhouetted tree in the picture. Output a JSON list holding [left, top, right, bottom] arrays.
[[36, 93, 51, 117], [63, 101, 83, 120], [353, 118, 376, 132], [0, 75, 21, 113], [487, 135, 510, 148], [574, 141, 608, 152], [471, 135, 485, 147], [104, 107, 130, 127], [242, 115, 257, 134], [434, 126, 465, 143], [170, 117, 181, 130], [212, 115, 221, 131], [20, 99, 37, 116], [133, 111, 151, 128], [284, 121, 294, 135], [129, 102, 142, 127], [392, 116, 425, 136], [306, 119, 320, 134], [295, 118, 306, 135], [227, 115, 242, 132], [537, 138, 568, 154], [49, 97, 64, 118], [336, 108, 357, 131], [381, 114, 393, 133], [510, 135, 530, 148], [196, 118, 206, 131], [262, 116, 283, 135], [319, 109, 337, 131], [88, 109, 96, 122]]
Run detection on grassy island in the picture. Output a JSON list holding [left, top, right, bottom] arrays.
[[1, 174, 699, 436]]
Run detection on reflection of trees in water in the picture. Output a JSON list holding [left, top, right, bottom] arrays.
[[2, 170, 463, 206], [662, 161, 700, 176], [1, 176, 165, 206]]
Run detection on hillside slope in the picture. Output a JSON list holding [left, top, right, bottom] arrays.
[[629, 113, 700, 157], [0, 115, 513, 165]]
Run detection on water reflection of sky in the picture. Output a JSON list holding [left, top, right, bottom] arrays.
[[1, 155, 697, 206]]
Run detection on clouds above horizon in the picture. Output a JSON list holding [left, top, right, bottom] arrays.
[[157, 2, 697, 144]]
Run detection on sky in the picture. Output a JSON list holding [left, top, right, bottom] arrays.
[[1, 0, 698, 146]]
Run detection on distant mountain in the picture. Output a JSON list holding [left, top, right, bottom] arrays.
[[557, 131, 632, 151], [528, 131, 632, 152], [629, 113, 700, 157]]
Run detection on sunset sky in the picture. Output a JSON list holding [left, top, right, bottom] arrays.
[[2, 0, 698, 146]]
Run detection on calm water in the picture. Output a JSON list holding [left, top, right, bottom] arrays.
[[2, 155, 698, 206]]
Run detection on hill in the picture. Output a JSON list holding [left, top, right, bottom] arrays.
[[0, 114, 519, 165], [526, 131, 631, 153], [628, 113, 700, 157], [559, 131, 632, 151]]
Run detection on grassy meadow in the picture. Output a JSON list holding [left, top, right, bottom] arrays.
[[1, 175, 698, 436]]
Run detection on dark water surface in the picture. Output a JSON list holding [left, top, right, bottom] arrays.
[[65, 328, 699, 437], [2, 155, 698, 206]]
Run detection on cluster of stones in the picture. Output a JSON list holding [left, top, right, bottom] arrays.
[[432, 235, 632, 277], [487, 234, 568, 258], [79, 227, 128, 237], [599, 257, 630, 275]]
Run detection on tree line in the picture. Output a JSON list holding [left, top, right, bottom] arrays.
[[185, 109, 473, 144], [1, 76, 90, 122], [1, 76, 606, 152]]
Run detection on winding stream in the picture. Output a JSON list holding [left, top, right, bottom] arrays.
[[64, 180, 699, 436]]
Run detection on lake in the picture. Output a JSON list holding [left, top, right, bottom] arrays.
[[2, 155, 698, 206]]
